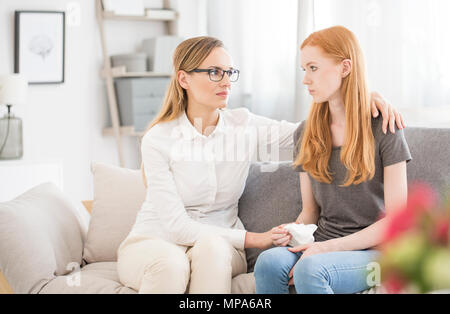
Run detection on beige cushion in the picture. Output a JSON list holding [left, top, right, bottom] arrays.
[[40, 262, 136, 294], [40, 262, 252, 294], [231, 272, 256, 294], [82, 162, 146, 263], [40, 262, 255, 294], [0, 182, 86, 293]]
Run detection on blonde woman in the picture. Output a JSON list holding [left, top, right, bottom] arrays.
[[117, 36, 404, 294], [254, 26, 412, 294]]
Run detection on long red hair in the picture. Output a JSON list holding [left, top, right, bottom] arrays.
[[293, 26, 375, 186]]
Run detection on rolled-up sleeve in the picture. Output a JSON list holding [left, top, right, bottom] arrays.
[[141, 135, 246, 250]]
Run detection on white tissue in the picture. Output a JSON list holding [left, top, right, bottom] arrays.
[[283, 223, 318, 247]]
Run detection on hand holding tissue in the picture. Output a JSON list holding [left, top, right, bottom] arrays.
[[283, 223, 318, 247]]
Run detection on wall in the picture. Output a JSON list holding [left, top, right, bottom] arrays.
[[0, 0, 206, 201]]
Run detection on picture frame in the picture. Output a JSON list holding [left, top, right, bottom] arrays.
[[14, 11, 65, 84]]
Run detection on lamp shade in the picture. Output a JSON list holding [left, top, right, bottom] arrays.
[[0, 74, 28, 106]]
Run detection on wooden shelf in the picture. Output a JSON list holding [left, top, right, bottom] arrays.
[[101, 66, 172, 79], [103, 9, 177, 22], [102, 126, 145, 137], [112, 71, 172, 78], [96, 0, 178, 167]]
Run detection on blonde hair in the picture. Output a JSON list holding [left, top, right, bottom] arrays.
[[293, 26, 375, 186], [140, 36, 225, 187]]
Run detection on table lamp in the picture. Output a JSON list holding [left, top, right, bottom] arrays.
[[0, 74, 28, 160]]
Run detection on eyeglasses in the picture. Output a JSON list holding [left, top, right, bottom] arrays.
[[190, 67, 240, 82]]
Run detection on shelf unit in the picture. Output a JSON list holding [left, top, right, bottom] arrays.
[[95, 0, 178, 167]]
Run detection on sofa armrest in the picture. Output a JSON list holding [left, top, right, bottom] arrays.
[[0, 200, 92, 295], [0, 183, 86, 293]]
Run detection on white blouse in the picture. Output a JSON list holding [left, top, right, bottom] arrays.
[[128, 108, 299, 250]]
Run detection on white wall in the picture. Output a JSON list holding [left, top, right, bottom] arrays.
[[0, 0, 206, 201]]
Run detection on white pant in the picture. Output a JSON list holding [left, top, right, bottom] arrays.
[[117, 234, 247, 294]]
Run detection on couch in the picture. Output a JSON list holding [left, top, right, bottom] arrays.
[[1, 126, 449, 294]]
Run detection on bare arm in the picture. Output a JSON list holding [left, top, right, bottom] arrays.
[[328, 161, 408, 251], [244, 231, 273, 249], [271, 172, 320, 247], [295, 172, 320, 225]]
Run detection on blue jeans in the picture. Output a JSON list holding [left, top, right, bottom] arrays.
[[254, 247, 380, 294]]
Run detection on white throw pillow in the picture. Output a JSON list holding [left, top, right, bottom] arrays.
[[82, 162, 146, 264]]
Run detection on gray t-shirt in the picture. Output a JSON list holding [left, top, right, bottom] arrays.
[[293, 116, 412, 242]]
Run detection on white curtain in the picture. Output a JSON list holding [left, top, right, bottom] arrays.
[[206, 0, 450, 127], [311, 0, 450, 127], [207, 0, 299, 121], [295, 0, 315, 121]]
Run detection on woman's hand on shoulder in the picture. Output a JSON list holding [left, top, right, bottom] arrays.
[[370, 91, 406, 134]]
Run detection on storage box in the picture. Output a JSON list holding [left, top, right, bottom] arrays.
[[111, 77, 171, 131], [142, 36, 183, 73], [111, 53, 147, 73]]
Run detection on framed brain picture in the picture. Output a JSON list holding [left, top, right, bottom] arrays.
[[14, 11, 65, 84]]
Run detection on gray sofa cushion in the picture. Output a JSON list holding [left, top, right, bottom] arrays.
[[403, 127, 450, 191], [239, 127, 450, 272], [0, 183, 86, 293], [239, 162, 301, 272]]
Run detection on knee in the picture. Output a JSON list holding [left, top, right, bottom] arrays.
[[140, 247, 190, 294], [117, 238, 190, 293], [191, 235, 233, 262], [293, 257, 329, 293], [145, 245, 190, 280], [254, 248, 287, 279]]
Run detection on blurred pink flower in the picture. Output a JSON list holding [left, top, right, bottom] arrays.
[[383, 183, 437, 243], [384, 273, 407, 294]]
